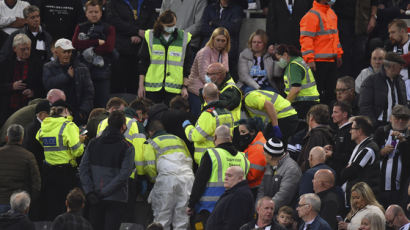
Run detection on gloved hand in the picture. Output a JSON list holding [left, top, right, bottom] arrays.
[[271, 125, 282, 139], [86, 192, 100, 206], [182, 120, 191, 128]]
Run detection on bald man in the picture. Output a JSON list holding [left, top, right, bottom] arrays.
[[183, 83, 234, 164], [313, 169, 344, 230], [186, 125, 249, 229], [203, 63, 242, 123], [385, 205, 410, 230], [206, 166, 254, 230], [299, 146, 335, 196]]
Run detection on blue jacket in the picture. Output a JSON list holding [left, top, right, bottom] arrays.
[[298, 163, 335, 196], [299, 216, 332, 230]]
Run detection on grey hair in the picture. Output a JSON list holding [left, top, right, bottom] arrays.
[[301, 193, 321, 213], [10, 191, 31, 213], [23, 5, 40, 18], [6, 124, 24, 144], [12, 34, 31, 48], [363, 213, 385, 230]]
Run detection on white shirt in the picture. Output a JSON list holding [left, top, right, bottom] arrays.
[[0, 0, 30, 34], [399, 222, 410, 230]]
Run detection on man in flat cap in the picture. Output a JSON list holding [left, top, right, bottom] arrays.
[[359, 52, 407, 128], [374, 104, 410, 208]]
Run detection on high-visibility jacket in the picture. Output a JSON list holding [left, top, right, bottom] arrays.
[[244, 132, 267, 188], [36, 116, 84, 167], [284, 57, 320, 102], [244, 90, 297, 124], [144, 29, 191, 94], [184, 104, 234, 165], [299, 1, 343, 63], [143, 132, 192, 180], [196, 148, 249, 213], [97, 117, 146, 177], [220, 78, 242, 123]]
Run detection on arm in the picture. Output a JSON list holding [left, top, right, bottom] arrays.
[[138, 39, 151, 75], [105, 1, 139, 36], [197, 48, 212, 84], [143, 142, 157, 181], [264, 100, 279, 126], [95, 26, 116, 54], [359, 77, 376, 124], [71, 25, 99, 50], [184, 0, 207, 37], [219, 86, 242, 110], [77, 65, 95, 115], [79, 143, 94, 194], [188, 152, 213, 208], [200, 5, 215, 37], [286, 62, 304, 102], [272, 166, 302, 210], [100, 146, 135, 197], [184, 112, 214, 142], [299, 13, 318, 63], [42, 63, 70, 90], [28, 152, 41, 200], [183, 42, 193, 78], [65, 123, 84, 158], [238, 51, 260, 89]]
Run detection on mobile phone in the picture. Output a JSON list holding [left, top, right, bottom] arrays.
[[336, 215, 343, 222]]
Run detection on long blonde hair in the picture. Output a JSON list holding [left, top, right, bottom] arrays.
[[346, 182, 384, 220], [205, 27, 230, 52]]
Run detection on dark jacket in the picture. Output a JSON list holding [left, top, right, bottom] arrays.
[[0, 144, 41, 204], [51, 211, 93, 230], [40, 0, 85, 40], [0, 25, 53, 63], [188, 142, 239, 209], [23, 117, 45, 174], [298, 125, 334, 172], [0, 55, 45, 124], [206, 180, 254, 230], [262, 0, 312, 48], [299, 216, 332, 230], [42, 59, 94, 120], [240, 219, 286, 230], [218, 76, 242, 111], [359, 68, 407, 125], [0, 210, 35, 230], [317, 187, 344, 230], [79, 127, 134, 202], [105, 0, 155, 56], [298, 163, 335, 196]]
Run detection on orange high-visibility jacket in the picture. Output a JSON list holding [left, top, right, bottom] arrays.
[[244, 132, 267, 188], [299, 1, 343, 63]]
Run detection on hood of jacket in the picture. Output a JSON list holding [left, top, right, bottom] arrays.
[[41, 116, 71, 133]]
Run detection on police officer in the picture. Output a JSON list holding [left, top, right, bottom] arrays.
[[243, 89, 298, 142], [96, 97, 146, 222], [186, 125, 250, 229], [203, 63, 242, 124], [36, 100, 85, 220], [183, 82, 234, 165], [138, 10, 192, 105], [144, 120, 194, 230]]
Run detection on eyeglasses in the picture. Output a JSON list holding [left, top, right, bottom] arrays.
[[335, 88, 351, 93], [386, 215, 397, 227]]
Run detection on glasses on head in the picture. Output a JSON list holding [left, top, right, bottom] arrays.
[[386, 215, 397, 227], [335, 88, 351, 93]]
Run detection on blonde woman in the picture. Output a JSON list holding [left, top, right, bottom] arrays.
[[338, 182, 385, 230], [359, 213, 385, 230], [187, 27, 230, 117]]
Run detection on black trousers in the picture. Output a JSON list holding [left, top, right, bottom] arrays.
[[146, 88, 179, 106], [313, 61, 337, 105], [89, 200, 126, 230], [43, 164, 79, 220], [111, 55, 138, 94], [292, 101, 319, 120], [264, 114, 299, 144]]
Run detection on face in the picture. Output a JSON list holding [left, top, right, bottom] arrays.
[[258, 200, 275, 223], [370, 50, 385, 72], [162, 17, 176, 33], [385, 211, 398, 228], [389, 25, 405, 45], [332, 106, 346, 125], [251, 35, 265, 53], [13, 43, 31, 60], [206, 67, 225, 85], [213, 34, 227, 52], [86, 5, 102, 24], [350, 121, 360, 142], [26, 11, 40, 30], [359, 218, 371, 230], [335, 81, 353, 102], [296, 198, 310, 218], [275, 52, 290, 62], [277, 212, 293, 227], [384, 62, 403, 78], [238, 124, 250, 135], [351, 191, 367, 210], [391, 115, 409, 131], [55, 47, 72, 65], [224, 168, 241, 189]]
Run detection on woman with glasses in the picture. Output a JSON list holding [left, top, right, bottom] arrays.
[[338, 182, 385, 230], [186, 27, 230, 117], [359, 213, 385, 230]]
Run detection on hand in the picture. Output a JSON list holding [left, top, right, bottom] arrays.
[[338, 221, 348, 230], [182, 120, 191, 128], [367, 16, 376, 34], [131, 36, 141, 44], [12, 80, 27, 90], [268, 44, 275, 56], [181, 87, 188, 99], [98, 39, 105, 46], [9, 17, 26, 28], [271, 125, 282, 139], [138, 29, 145, 38], [380, 145, 394, 156], [391, 131, 406, 142], [336, 57, 343, 68], [186, 207, 194, 216], [138, 85, 145, 98], [67, 66, 74, 78], [22, 89, 34, 98], [307, 61, 316, 71], [324, 145, 333, 158], [79, 134, 87, 143]]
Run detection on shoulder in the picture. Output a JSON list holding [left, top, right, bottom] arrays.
[[44, 60, 58, 68], [239, 48, 253, 59]]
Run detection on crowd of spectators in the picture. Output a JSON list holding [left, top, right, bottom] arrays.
[[0, 0, 410, 229]]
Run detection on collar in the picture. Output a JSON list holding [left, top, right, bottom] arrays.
[[339, 121, 351, 129], [356, 136, 370, 147], [313, 1, 330, 11], [37, 116, 43, 123], [151, 130, 167, 139]]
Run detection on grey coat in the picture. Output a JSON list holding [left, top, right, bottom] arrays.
[[237, 48, 283, 89], [257, 153, 301, 211]]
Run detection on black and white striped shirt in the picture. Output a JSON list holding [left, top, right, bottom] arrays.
[[380, 129, 403, 191]]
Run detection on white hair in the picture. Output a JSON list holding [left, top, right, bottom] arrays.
[[12, 34, 31, 48]]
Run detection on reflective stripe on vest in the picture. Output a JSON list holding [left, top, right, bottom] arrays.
[[284, 59, 320, 102], [245, 91, 294, 121], [301, 10, 338, 36], [148, 135, 186, 159], [43, 121, 69, 152], [211, 109, 234, 128]]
